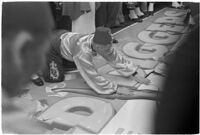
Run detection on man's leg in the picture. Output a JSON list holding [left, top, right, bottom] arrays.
[[106, 2, 121, 28], [43, 55, 65, 83], [43, 30, 67, 83], [95, 2, 107, 27]]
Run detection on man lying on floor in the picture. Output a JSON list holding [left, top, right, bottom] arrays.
[[43, 27, 150, 95]]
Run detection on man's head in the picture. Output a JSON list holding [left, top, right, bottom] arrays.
[[2, 2, 54, 97], [92, 27, 113, 54]]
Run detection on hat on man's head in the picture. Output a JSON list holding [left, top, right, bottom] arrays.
[[93, 27, 112, 45]]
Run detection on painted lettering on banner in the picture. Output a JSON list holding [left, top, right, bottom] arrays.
[[122, 42, 168, 59], [38, 97, 115, 133], [155, 16, 184, 25], [164, 10, 186, 17], [138, 31, 179, 45], [147, 23, 185, 33]]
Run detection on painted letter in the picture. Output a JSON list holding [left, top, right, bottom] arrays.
[[147, 23, 185, 33], [122, 42, 168, 59], [138, 30, 179, 45], [38, 97, 115, 133], [155, 16, 184, 25]]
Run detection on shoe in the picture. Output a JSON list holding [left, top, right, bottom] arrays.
[[138, 15, 145, 18], [120, 22, 129, 27], [131, 18, 143, 22], [172, 2, 183, 9], [31, 77, 44, 86], [135, 7, 145, 17], [148, 3, 154, 14], [113, 38, 119, 43], [148, 11, 154, 16], [110, 24, 123, 29], [143, 12, 150, 17]]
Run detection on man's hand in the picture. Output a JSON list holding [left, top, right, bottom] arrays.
[[131, 73, 151, 85]]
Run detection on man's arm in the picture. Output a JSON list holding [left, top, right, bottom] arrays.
[[101, 48, 150, 84], [60, 32, 117, 94], [103, 47, 138, 77], [73, 51, 117, 95]]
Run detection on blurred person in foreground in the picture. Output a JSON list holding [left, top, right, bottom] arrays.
[[2, 2, 54, 133], [154, 4, 199, 133], [154, 26, 199, 133]]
